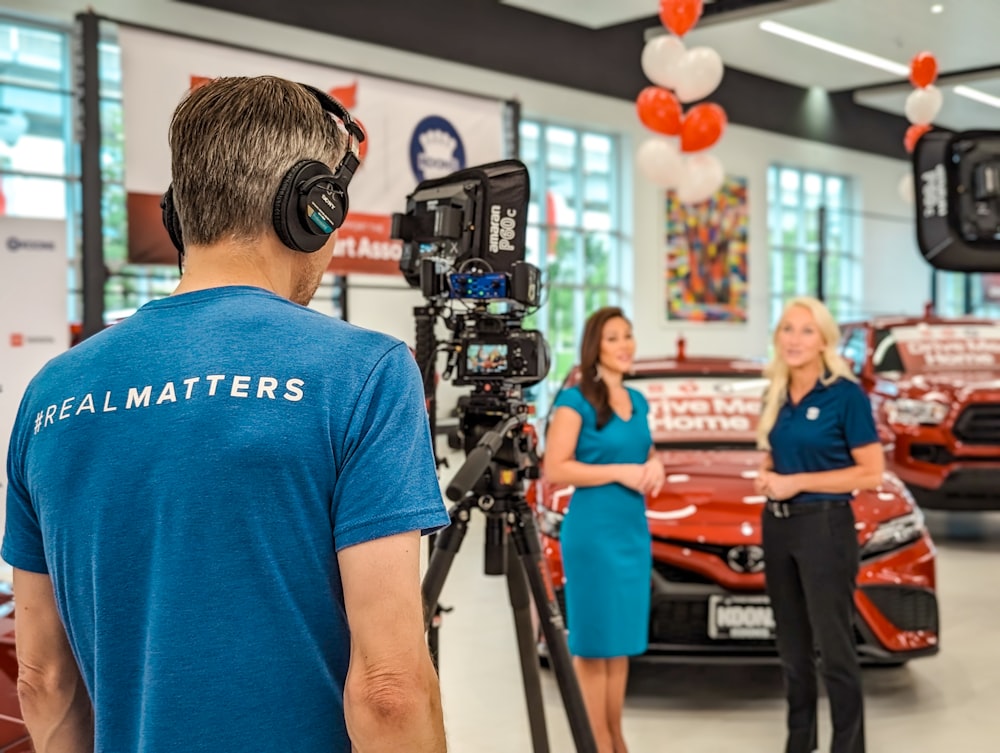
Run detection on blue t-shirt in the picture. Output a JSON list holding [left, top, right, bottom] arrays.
[[767, 376, 879, 503], [3, 286, 449, 753]]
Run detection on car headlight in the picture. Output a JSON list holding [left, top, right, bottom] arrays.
[[860, 509, 925, 559], [536, 507, 564, 539], [885, 398, 949, 426]]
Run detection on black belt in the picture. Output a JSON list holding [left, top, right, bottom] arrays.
[[765, 499, 850, 518]]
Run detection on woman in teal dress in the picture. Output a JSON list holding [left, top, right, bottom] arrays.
[[545, 306, 664, 753]]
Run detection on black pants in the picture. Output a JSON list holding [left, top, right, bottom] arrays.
[[762, 503, 865, 753]]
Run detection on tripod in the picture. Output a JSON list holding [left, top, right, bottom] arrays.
[[421, 413, 598, 753]]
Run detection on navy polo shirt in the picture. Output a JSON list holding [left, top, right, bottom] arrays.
[[767, 376, 879, 504]]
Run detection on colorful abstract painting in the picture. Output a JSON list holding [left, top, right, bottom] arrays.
[[665, 177, 748, 322]]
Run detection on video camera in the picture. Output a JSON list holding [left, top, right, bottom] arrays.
[[400, 161, 597, 753], [392, 159, 550, 392], [914, 129, 1000, 271]]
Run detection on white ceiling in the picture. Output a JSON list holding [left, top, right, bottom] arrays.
[[504, 0, 1000, 130], [683, 0, 1000, 91], [500, 0, 665, 29]]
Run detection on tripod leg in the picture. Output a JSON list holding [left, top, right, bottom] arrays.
[[506, 546, 551, 753], [508, 502, 598, 753], [422, 502, 472, 635]]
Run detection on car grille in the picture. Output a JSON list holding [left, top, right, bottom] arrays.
[[860, 586, 939, 632], [953, 404, 1000, 445], [653, 560, 716, 585], [649, 597, 774, 648]]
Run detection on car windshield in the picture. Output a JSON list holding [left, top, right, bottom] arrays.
[[626, 373, 766, 450], [873, 323, 1000, 373]]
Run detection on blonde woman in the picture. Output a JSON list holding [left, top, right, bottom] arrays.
[[754, 297, 883, 753]]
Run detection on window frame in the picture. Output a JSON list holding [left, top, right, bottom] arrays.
[[518, 118, 630, 413], [767, 164, 861, 328]]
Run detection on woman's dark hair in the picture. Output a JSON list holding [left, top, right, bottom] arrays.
[[578, 306, 630, 430]]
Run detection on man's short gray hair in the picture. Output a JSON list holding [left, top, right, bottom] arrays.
[[168, 76, 347, 248]]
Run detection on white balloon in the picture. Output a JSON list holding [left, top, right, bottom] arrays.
[[671, 47, 725, 104], [905, 85, 943, 126], [898, 172, 915, 205], [641, 35, 687, 90], [637, 138, 685, 189], [676, 154, 725, 205]]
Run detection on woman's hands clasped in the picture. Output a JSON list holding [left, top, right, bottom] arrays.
[[754, 469, 801, 501], [620, 457, 666, 497]]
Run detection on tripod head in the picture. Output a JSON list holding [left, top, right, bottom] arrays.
[[446, 386, 540, 504]]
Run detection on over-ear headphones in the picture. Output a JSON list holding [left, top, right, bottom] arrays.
[[160, 82, 366, 264]]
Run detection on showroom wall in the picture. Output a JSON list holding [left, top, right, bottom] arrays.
[[14, 0, 930, 360]]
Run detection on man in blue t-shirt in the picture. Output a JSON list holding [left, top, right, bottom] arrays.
[[3, 76, 449, 752]]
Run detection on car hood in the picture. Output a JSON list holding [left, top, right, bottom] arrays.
[[644, 449, 913, 546], [879, 370, 1000, 399]]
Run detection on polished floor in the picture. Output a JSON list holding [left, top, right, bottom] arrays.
[[430, 502, 1000, 752]]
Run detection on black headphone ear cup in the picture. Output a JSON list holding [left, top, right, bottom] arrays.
[[160, 185, 184, 253], [272, 164, 304, 251], [272, 160, 342, 253]]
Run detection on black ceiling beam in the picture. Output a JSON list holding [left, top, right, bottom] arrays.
[[176, 0, 911, 160]]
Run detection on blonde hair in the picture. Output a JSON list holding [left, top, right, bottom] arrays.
[[757, 296, 857, 450]]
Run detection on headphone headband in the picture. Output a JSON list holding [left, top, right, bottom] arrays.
[[161, 79, 365, 265], [298, 82, 366, 160]]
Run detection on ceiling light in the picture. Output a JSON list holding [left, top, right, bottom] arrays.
[[931, 4, 944, 13], [759, 20, 910, 76], [759, 19, 1000, 112], [954, 85, 1000, 109]]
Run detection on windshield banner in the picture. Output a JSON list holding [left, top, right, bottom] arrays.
[[630, 377, 763, 443], [890, 324, 1000, 370]]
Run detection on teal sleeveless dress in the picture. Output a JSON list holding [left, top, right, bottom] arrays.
[[554, 386, 653, 658]]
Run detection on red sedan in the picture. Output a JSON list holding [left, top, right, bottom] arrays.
[[531, 355, 939, 664]]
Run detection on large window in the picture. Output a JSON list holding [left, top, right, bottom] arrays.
[[935, 272, 1000, 318], [767, 165, 860, 326], [0, 15, 132, 324], [519, 120, 629, 410], [0, 17, 77, 319]]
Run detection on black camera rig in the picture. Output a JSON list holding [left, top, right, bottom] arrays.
[[391, 159, 595, 753], [914, 129, 1000, 271]]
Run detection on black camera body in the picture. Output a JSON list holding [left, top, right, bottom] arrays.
[[393, 158, 550, 391], [914, 129, 1000, 271], [456, 328, 549, 387]]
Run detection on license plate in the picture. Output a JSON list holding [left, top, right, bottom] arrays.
[[707, 594, 775, 640]]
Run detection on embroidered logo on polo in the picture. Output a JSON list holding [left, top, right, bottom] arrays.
[[806, 406, 820, 420]]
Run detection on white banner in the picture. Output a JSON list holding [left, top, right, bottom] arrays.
[[0, 217, 68, 569], [118, 26, 509, 274], [630, 375, 765, 443]]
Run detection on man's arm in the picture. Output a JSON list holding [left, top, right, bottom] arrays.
[[339, 531, 445, 753], [12, 569, 93, 753]]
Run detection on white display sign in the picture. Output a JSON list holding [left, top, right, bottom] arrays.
[[0, 217, 68, 573], [118, 26, 509, 275]]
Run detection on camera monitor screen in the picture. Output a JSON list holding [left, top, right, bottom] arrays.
[[466, 344, 508, 375]]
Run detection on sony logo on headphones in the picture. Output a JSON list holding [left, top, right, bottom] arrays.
[[320, 194, 339, 213]]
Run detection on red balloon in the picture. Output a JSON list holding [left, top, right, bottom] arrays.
[[659, 0, 704, 37], [910, 52, 939, 88], [680, 103, 727, 153], [636, 87, 683, 136], [904, 123, 932, 154]]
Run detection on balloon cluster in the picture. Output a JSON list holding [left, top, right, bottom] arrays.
[[636, 0, 727, 204], [899, 52, 941, 204]]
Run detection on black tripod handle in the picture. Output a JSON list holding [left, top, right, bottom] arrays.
[[445, 416, 521, 500], [446, 446, 491, 500]]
